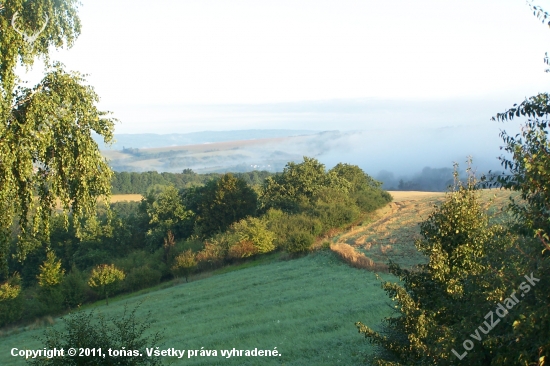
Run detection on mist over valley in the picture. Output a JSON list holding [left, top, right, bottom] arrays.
[[99, 124, 504, 191]]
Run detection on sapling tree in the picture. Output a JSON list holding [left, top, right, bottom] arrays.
[[171, 249, 197, 282], [37, 250, 65, 312], [37, 250, 64, 287], [88, 264, 125, 305]]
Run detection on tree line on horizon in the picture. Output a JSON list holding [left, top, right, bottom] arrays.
[[110, 169, 274, 194]]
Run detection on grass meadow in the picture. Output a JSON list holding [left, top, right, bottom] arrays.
[[0, 251, 394, 365], [1, 189, 516, 365]]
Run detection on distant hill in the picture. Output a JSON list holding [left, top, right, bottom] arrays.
[[96, 127, 503, 177], [94, 129, 317, 150], [99, 130, 342, 173]]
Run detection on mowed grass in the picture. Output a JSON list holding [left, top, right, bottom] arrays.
[[0, 251, 394, 366], [52, 194, 143, 210], [110, 194, 143, 203], [332, 189, 517, 269]]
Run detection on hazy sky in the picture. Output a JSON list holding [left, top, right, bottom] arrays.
[[17, 0, 550, 135]]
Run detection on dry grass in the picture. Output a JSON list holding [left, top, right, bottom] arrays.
[[330, 243, 388, 272], [329, 189, 517, 272], [109, 194, 143, 203], [52, 194, 143, 210], [387, 191, 445, 202], [26, 316, 54, 331]]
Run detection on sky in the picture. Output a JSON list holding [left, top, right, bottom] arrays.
[[14, 0, 550, 173]]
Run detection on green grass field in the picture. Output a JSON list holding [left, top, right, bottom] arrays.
[[0, 251, 395, 365], [1, 189, 517, 365]]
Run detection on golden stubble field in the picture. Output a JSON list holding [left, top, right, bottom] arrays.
[[52, 194, 143, 210], [330, 189, 516, 270], [109, 194, 143, 203]]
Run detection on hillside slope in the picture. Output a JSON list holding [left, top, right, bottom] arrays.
[[0, 252, 393, 366], [330, 189, 515, 269]]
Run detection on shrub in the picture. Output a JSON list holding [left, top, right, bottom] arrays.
[[283, 231, 315, 254], [352, 189, 392, 212], [311, 201, 360, 230], [176, 237, 204, 253], [115, 250, 152, 272], [196, 241, 226, 271], [0, 274, 23, 327], [37, 286, 64, 315], [260, 157, 351, 213], [268, 212, 323, 248], [229, 216, 276, 255], [88, 264, 125, 305], [189, 173, 258, 238], [170, 250, 197, 282], [123, 265, 162, 292], [23, 291, 48, 320], [30, 304, 163, 366], [61, 267, 89, 309], [228, 240, 258, 259]]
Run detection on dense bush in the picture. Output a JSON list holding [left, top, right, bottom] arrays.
[[228, 240, 258, 259], [37, 286, 64, 315], [111, 170, 273, 194], [229, 216, 276, 255], [267, 211, 324, 249], [352, 189, 392, 212], [186, 173, 258, 238], [61, 267, 89, 309], [308, 188, 361, 230], [283, 231, 315, 254], [196, 241, 227, 271], [260, 157, 350, 213], [170, 250, 197, 282], [124, 265, 162, 292], [143, 185, 193, 250], [0, 157, 393, 328], [30, 305, 163, 366], [311, 201, 360, 230], [0, 275, 23, 327]]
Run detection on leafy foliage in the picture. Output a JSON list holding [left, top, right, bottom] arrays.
[[143, 186, 192, 248], [37, 251, 64, 287], [283, 231, 315, 254], [0, 274, 23, 327], [88, 264, 125, 305], [187, 173, 258, 238], [60, 266, 89, 310], [228, 216, 276, 256], [0, 1, 115, 280], [30, 304, 163, 366], [356, 170, 514, 365], [260, 157, 350, 212], [355, 4, 550, 362], [110, 170, 274, 194], [170, 249, 197, 282]]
